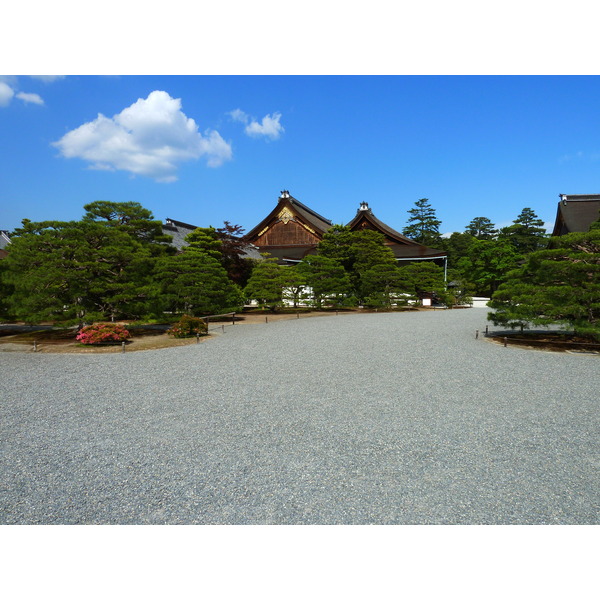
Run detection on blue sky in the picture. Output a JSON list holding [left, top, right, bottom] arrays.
[[2, 75, 600, 236]]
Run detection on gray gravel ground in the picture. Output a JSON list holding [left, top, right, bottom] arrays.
[[1, 309, 598, 524]]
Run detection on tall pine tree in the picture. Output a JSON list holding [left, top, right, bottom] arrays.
[[402, 198, 442, 246]]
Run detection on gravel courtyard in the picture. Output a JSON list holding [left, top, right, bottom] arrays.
[[1, 309, 598, 524]]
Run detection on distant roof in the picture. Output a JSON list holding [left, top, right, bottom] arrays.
[[0, 230, 11, 250], [552, 194, 600, 236], [163, 218, 199, 250], [346, 202, 446, 259], [163, 218, 260, 259]]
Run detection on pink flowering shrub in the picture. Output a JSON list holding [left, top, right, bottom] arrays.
[[76, 323, 130, 345], [167, 315, 207, 338]]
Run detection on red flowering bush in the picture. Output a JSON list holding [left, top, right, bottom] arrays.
[[167, 315, 207, 338], [76, 323, 131, 345]]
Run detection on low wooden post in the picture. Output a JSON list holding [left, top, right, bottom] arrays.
[[222, 324, 225, 333], [196, 333, 200, 343], [476, 329, 479, 339], [266, 316, 268, 323], [121, 341, 125, 353], [232, 312, 235, 325], [504, 337, 508, 347], [485, 325, 488, 336], [33, 340, 37, 352]]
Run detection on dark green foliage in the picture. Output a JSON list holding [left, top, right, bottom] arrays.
[[82, 200, 173, 248], [167, 314, 208, 338], [185, 222, 254, 287], [396, 262, 449, 305], [296, 255, 350, 308], [465, 216, 497, 240], [402, 198, 443, 247], [498, 207, 548, 254], [361, 262, 405, 308], [184, 226, 223, 261], [154, 248, 243, 316], [243, 256, 291, 311], [455, 238, 522, 297], [279, 266, 307, 308], [488, 227, 600, 339], [440, 232, 476, 270], [2, 219, 156, 324], [1, 202, 243, 325], [318, 227, 398, 302]]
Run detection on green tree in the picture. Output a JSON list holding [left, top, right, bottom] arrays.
[[296, 255, 351, 308], [488, 225, 600, 339], [361, 262, 405, 308], [402, 198, 443, 246], [456, 238, 522, 297], [440, 231, 476, 270], [82, 200, 173, 249], [2, 219, 155, 324], [318, 227, 397, 302], [498, 207, 548, 254], [154, 248, 243, 316], [184, 226, 223, 261], [243, 256, 291, 311], [465, 217, 497, 240], [396, 262, 449, 305]]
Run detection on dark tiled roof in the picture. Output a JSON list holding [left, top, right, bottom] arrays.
[[346, 204, 446, 259], [0, 230, 11, 250], [552, 195, 600, 236], [163, 218, 199, 250], [163, 218, 259, 258]]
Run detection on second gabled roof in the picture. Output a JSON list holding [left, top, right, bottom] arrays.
[[346, 202, 446, 258], [552, 194, 600, 236]]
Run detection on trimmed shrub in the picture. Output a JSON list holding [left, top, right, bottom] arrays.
[[76, 323, 130, 345], [167, 314, 207, 338]]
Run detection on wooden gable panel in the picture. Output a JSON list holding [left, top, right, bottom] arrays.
[[256, 220, 320, 246]]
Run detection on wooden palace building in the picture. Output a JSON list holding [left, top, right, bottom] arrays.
[[243, 190, 447, 267]]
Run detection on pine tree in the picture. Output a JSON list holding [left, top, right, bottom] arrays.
[[296, 255, 351, 308], [488, 226, 600, 339], [465, 217, 497, 240], [154, 248, 243, 316], [243, 256, 291, 311], [498, 207, 547, 254], [402, 198, 442, 246]]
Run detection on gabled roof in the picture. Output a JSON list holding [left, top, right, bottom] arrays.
[[163, 218, 260, 259], [0, 230, 11, 250], [163, 218, 199, 250], [552, 194, 600, 236], [244, 191, 333, 241], [346, 203, 446, 259]]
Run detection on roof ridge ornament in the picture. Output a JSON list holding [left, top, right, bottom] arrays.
[[279, 190, 291, 200]]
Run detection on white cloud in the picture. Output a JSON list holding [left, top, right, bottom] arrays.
[[53, 90, 232, 182], [230, 108, 285, 140], [0, 82, 15, 106], [29, 76, 65, 83], [245, 112, 284, 140], [16, 92, 44, 105], [229, 108, 249, 123]]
